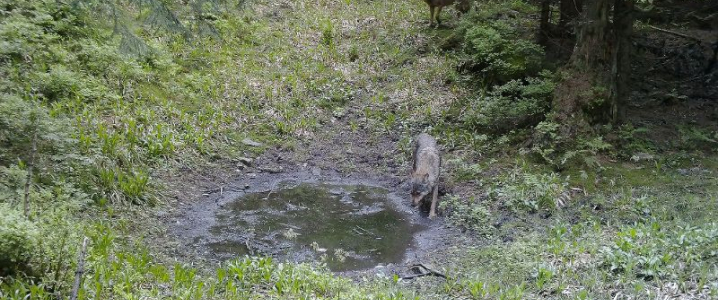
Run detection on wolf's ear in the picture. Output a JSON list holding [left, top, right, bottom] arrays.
[[423, 173, 429, 180]]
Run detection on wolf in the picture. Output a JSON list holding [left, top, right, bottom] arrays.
[[423, 0, 470, 27], [410, 133, 441, 219]]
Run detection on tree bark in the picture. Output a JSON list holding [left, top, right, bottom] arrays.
[[560, 0, 583, 33], [571, 0, 610, 68], [554, 0, 635, 127], [610, 0, 634, 123], [539, 0, 552, 45]]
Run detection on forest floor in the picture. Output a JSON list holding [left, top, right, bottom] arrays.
[[144, 0, 718, 299]]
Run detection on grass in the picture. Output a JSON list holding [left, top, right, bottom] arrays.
[[429, 153, 718, 299]]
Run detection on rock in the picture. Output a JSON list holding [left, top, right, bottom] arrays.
[[242, 138, 263, 147], [630, 152, 655, 162], [259, 166, 282, 174], [333, 108, 346, 119], [311, 167, 322, 176], [247, 173, 257, 179], [238, 157, 253, 166]]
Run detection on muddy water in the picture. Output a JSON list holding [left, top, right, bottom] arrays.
[[207, 182, 424, 271]]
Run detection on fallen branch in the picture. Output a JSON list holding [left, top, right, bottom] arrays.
[[648, 25, 703, 44], [401, 263, 447, 280], [70, 237, 89, 300], [202, 187, 245, 195], [23, 131, 37, 218]]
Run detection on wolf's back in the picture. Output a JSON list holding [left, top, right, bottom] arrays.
[[413, 133, 441, 184]]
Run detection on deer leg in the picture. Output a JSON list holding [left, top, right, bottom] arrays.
[[435, 6, 444, 26], [429, 6, 436, 26]]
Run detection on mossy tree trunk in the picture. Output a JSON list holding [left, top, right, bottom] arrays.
[[610, 0, 634, 123], [553, 0, 634, 128]]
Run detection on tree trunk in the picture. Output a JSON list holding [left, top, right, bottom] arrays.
[[539, 0, 552, 45], [559, 0, 583, 33], [553, 0, 635, 128], [571, 0, 610, 68], [610, 0, 634, 123]]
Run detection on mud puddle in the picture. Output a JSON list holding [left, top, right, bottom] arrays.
[[172, 172, 450, 273]]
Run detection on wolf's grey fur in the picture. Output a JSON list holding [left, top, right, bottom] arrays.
[[410, 133, 441, 219]]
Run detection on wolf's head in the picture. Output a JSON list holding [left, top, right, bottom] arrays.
[[410, 172, 431, 204]]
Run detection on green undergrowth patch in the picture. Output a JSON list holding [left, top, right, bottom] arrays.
[[0, 0, 473, 298], [0, 223, 420, 300], [437, 150, 718, 299], [437, 218, 717, 300]]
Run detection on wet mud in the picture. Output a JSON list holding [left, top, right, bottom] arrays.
[[171, 171, 453, 274]]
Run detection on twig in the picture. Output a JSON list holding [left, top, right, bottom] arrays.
[[355, 225, 372, 235], [245, 240, 254, 255], [648, 25, 703, 44], [202, 187, 245, 195], [401, 263, 447, 280], [265, 181, 278, 199], [70, 237, 89, 300], [23, 131, 37, 218]]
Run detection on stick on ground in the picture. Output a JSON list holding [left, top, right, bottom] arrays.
[[70, 237, 89, 300], [401, 263, 447, 280]]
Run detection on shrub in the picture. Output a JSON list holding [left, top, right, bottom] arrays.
[[488, 167, 569, 213], [441, 195, 493, 234], [458, 73, 555, 134], [0, 205, 39, 276], [456, 0, 544, 85]]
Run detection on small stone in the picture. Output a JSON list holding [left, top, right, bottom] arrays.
[[333, 108, 346, 119], [244, 184, 250, 189], [242, 138, 263, 147], [238, 157, 253, 166], [259, 166, 282, 174], [630, 152, 654, 162], [311, 167, 322, 176], [247, 173, 257, 179]]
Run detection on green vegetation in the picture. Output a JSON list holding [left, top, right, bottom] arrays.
[[2, 0, 717, 299]]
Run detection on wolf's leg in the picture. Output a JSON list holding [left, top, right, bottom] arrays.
[[429, 184, 439, 219]]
